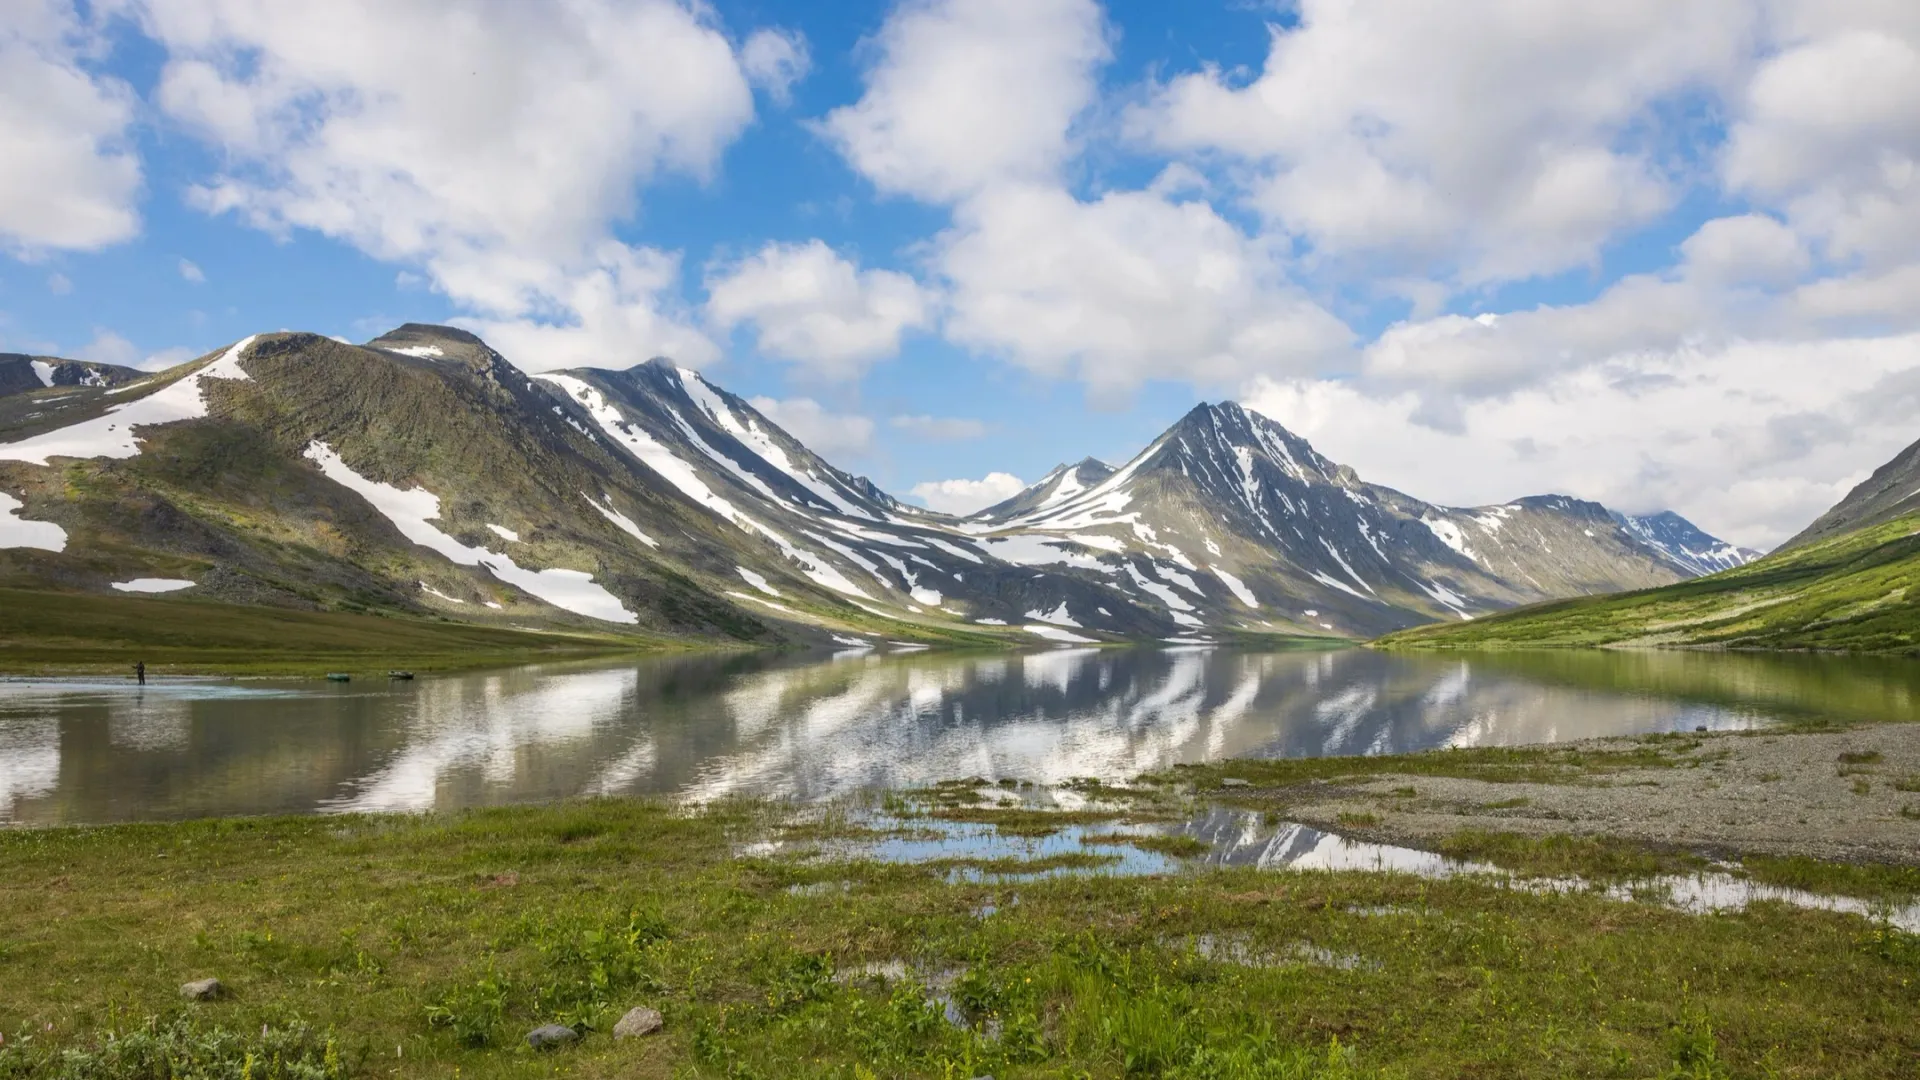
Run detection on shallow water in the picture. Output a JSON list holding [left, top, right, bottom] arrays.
[[1, 645, 1916, 824], [802, 805, 1920, 933]]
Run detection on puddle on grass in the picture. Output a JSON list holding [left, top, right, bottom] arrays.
[[783, 800, 1920, 933]]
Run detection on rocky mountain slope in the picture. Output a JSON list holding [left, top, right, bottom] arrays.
[[0, 323, 1753, 647], [1780, 433, 1920, 551]]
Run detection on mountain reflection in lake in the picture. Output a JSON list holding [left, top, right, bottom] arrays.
[[2, 645, 1915, 824]]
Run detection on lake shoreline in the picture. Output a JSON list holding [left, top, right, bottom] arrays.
[[1185, 725, 1920, 866]]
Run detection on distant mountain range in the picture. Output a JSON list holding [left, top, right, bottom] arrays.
[[0, 354, 140, 397], [0, 324, 1759, 647], [1382, 437, 1920, 655]]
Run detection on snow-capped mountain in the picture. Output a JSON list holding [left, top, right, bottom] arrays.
[[0, 354, 140, 398], [1612, 510, 1762, 575], [972, 458, 1114, 525], [961, 402, 1731, 637], [0, 323, 1752, 646]]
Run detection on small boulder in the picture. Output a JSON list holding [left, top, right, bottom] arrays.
[[1220, 777, 1251, 788], [179, 978, 222, 1001], [526, 1024, 578, 1050], [612, 1006, 663, 1040]]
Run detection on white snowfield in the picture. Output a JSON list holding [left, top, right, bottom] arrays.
[[382, 344, 446, 359], [0, 492, 66, 551], [303, 440, 637, 624], [111, 578, 196, 593], [485, 524, 520, 543], [0, 337, 257, 465], [29, 361, 54, 388]]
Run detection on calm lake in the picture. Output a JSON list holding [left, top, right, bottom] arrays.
[[2, 645, 1916, 824]]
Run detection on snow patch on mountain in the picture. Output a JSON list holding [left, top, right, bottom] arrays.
[[110, 578, 196, 593], [1211, 567, 1258, 608], [1422, 518, 1477, 562], [737, 567, 781, 596], [486, 524, 520, 543], [28, 361, 54, 388], [1126, 562, 1195, 613], [1024, 624, 1097, 643], [303, 440, 637, 624], [0, 336, 257, 465], [1025, 602, 1081, 627], [584, 493, 658, 548], [0, 492, 65, 552]]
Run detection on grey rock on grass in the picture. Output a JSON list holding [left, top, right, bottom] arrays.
[[526, 1024, 578, 1050], [612, 1006, 663, 1039], [179, 978, 222, 1001]]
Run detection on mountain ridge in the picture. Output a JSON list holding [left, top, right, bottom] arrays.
[[0, 323, 1755, 649]]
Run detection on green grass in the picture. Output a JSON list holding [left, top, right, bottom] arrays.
[[1740, 856, 1920, 903], [1378, 510, 1920, 655], [1080, 832, 1213, 859], [1, 800, 1918, 1078], [0, 587, 673, 676], [1434, 831, 1709, 880]]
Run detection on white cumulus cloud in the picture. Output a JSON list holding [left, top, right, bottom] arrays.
[[741, 27, 809, 105], [747, 396, 875, 461], [820, 0, 1109, 204], [143, 0, 770, 371], [939, 182, 1352, 397], [909, 472, 1028, 516], [706, 239, 934, 378], [0, 0, 142, 254], [1131, 0, 1755, 288], [1246, 331, 1920, 550]]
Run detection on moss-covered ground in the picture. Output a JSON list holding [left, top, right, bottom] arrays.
[[1, 788, 1916, 1079]]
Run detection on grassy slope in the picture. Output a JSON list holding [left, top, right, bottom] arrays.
[[0, 588, 675, 676], [2, 795, 1918, 1079], [1377, 509, 1920, 654]]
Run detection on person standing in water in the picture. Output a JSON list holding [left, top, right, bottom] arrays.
[[135, 661, 145, 686]]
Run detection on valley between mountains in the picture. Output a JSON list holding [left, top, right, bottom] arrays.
[[0, 325, 1758, 657]]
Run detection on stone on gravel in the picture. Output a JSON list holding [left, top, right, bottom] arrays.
[[179, 978, 222, 1001], [526, 1024, 578, 1050], [612, 1006, 664, 1039]]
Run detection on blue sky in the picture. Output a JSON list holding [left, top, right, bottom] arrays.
[[5, 0, 1920, 547]]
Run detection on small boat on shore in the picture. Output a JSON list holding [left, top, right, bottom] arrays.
[[325, 673, 351, 682], [387, 671, 415, 680]]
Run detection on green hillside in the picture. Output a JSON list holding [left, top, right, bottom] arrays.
[[0, 588, 669, 676], [1376, 510, 1920, 655]]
